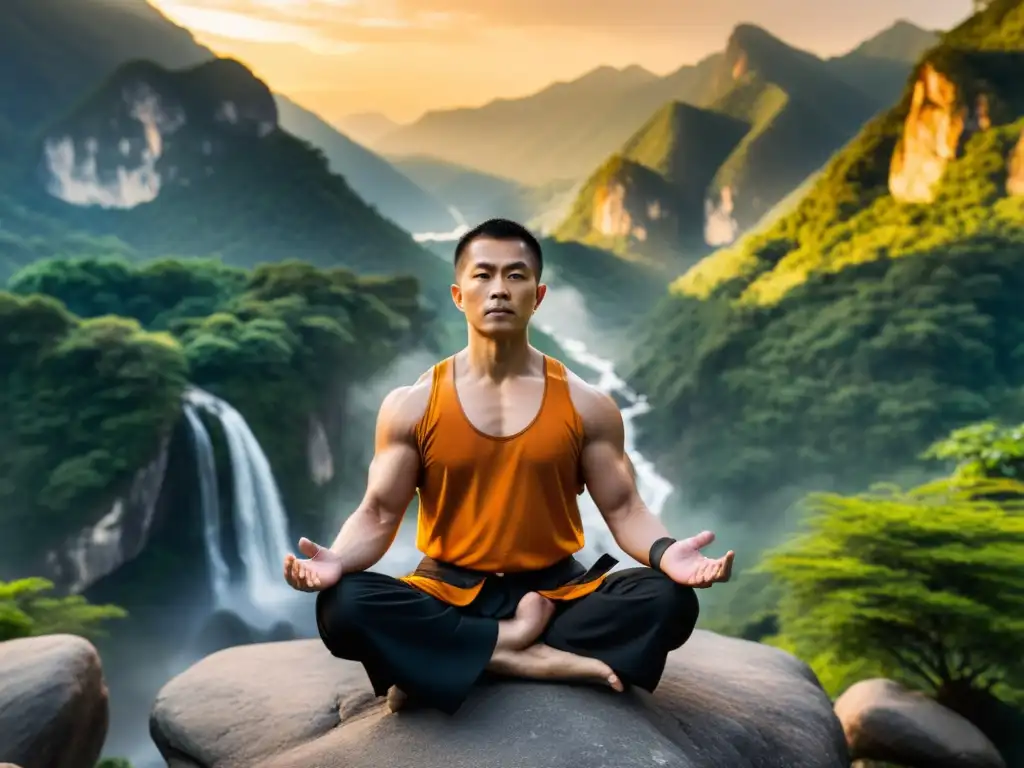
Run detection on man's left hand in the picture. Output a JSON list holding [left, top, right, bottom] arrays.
[[658, 531, 734, 588]]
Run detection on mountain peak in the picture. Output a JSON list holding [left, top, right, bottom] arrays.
[[621, 100, 749, 181], [726, 23, 790, 60], [839, 18, 939, 63], [90, 57, 278, 134], [573, 64, 659, 88], [39, 57, 279, 209], [718, 22, 822, 86]]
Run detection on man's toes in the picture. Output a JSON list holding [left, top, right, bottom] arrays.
[[386, 686, 408, 713]]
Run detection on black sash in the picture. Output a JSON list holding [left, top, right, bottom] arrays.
[[411, 552, 619, 593]]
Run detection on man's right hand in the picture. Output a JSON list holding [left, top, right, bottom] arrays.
[[283, 537, 343, 592]]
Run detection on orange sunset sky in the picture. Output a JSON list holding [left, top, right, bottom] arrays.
[[149, 0, 974, 123]]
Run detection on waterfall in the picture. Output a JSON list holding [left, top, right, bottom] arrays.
[[181, 387, 294, 619], [182, 404, 230, 606]]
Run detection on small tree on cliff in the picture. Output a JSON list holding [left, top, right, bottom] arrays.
[[758, 476, 1024, 711], [0, 577, 126, 642], [922, 420, 1024, 481]]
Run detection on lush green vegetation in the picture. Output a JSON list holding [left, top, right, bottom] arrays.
[[762, 476, 1024, 704], [629, 0, 1024, 514], [0, 577, 126, 642], [0, 194, 136, 281], [924, 420, 1024, 479], [0, 291, 187, 556], [1, 255, 433, 565], [632, 244, 1024, 512], [749, 419, 1024, 762]]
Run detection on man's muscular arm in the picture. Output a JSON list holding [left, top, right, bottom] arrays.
[[574, 380, 671, 567], [325, 382, 423, 573], [284, 373, 428, 591]]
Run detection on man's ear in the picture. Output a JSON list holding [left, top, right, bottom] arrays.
[[451, 283, 464, 313], [534, 283, 547, 312]]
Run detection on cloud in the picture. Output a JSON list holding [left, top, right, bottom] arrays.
[[153, 0, 973, 60], [392, 0, 970, 30], [152, 0, 476, 49]]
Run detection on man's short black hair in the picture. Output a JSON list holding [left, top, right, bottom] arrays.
[[453, 218, 543, 278]]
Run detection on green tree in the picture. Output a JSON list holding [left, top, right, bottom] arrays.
[[0, 578, 126, 642], [759, 477, 1024, 712], [923, 420, 1024, 480]]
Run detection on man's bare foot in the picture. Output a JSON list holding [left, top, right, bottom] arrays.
[[496, 592, 556, 651], [487, 643, 625, 692], [386, 685, 410, 713]]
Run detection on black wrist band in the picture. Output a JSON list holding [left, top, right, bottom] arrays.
[[649, 537, 676, 573]]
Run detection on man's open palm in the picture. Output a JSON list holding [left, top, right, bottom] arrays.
[[283, 537, 343, 592], [659, 531, 734, 588]]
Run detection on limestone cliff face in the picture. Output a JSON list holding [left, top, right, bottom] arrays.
[[704, 185, 740, 246], [889, 63, 991, 202], [42, 436, 171, 593], [40, 58, 278, 209], [590, 176, 657, 244], [307, 415, 335, 487]]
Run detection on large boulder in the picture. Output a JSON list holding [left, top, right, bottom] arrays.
[[150, 629, 848, 768], [835, 678, 1005, 768], [0, 634, 108, 768]]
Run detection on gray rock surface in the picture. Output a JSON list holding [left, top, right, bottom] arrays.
[[151, 629, 848, 768], [0, 634, 108, 768], [835, 678, 1005, 768]]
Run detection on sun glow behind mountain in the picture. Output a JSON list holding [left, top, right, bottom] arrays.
[[147, 0, 973, 122]]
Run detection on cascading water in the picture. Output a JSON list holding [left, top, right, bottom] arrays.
[[182, 404, 230, 606], [181, 387, 295, 622]]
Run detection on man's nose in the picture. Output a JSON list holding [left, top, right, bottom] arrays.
[[489, 280, 510, 298]]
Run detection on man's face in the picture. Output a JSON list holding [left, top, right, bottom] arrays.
[[451, 237, 546, 336]]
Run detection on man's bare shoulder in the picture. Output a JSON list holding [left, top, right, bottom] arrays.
[[563, 366, 622, 438], [377, 367, 435, 439]]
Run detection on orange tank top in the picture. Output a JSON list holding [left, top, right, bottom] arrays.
[[411, 353, 586, 573]]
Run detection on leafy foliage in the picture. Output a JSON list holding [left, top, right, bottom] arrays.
[[923, 420, 1024, 479], [0, 577, 126, 642], [8, 256, 248, 329], [760, 477, 1024, 699], [0, 291, 187, 554], [2, 255, 433, 559], [631, 245, 1024, 512]]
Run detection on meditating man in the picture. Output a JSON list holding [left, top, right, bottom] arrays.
[[283, 218, 735, 714]]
